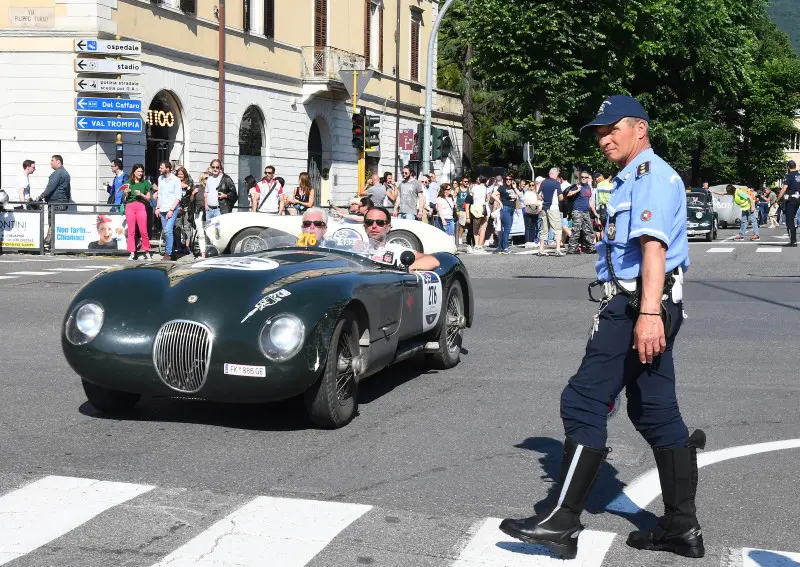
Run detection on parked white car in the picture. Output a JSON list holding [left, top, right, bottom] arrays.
[[708, 185, 748, 228], [204, 210, 457, 254]]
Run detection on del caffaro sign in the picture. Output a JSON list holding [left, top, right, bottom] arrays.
[[76, 97, 142, 113]]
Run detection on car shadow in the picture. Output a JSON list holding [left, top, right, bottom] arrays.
[[514, 437, 660, 531], [78, 357, 443, 431]]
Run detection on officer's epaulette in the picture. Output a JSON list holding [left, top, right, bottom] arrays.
[[636, 161, 651, 180]]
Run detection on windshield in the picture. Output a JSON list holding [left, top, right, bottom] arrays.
[[686, 192, 707, 207], [231, 227, 370, 255]]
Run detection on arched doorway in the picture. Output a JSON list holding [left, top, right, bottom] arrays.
[[145, 90, 184, 181], [308, 117, 331, 206], [238, 106, 266, 207]]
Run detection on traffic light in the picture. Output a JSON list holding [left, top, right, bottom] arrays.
[[352, 110, 364, 149], [432, 127, 451, 161], [365, 114, 380, 150]]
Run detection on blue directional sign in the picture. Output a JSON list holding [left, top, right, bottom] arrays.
[[75, 97, 142, 113], [75, 116, 142, 133]]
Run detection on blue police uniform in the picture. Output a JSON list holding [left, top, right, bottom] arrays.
[[501, 96, 705, 562], [562, 147, 691, 450]]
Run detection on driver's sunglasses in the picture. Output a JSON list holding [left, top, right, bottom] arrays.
[[364, 219, 388, 227], [264, 171, 274, 175], [302, 220, 326, 228]]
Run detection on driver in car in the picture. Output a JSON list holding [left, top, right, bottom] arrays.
[[361, 206, 440, 272]]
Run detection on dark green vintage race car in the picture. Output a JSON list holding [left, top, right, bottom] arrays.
[[686, 190, 718, 241], [62, 237, 473, 428]]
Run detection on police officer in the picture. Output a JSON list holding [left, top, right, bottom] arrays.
[[500, 95, 706, 560], [776, 160, 800, 247]]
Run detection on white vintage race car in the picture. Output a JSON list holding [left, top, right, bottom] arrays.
[[205, 210, 457, 254]]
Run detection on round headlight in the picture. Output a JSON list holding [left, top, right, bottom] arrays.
[[695, 212, 703, 219], [259, 315, 305, 361], [65, 301, 105, 345]]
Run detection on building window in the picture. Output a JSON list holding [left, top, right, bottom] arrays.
[[410, 10, 421, 82], [788, 131, 800, 151], [264, 0, 274, 38], [243, 0, 250, 32], [179, 0, 196, 14], [314, 0, 327, 50], [365, 1, 381, 70]]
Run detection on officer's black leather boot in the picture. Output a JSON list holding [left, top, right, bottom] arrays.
[[627, 429, 706, 558], [499, 438, 610, 559]]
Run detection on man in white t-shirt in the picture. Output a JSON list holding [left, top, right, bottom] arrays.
[[254, 165, 283, 214], [469, 176, 489, 252], [361, 206, 440, 271], [205, 162, 222, 221], [17, 160, 36, 203]]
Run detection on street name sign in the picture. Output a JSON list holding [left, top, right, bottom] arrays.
[[75, 116, 142, 133], [74, 59, 141, 74], [75, 97, 142, 113], [74, 78, 141, 94], [74, 39, 142, 56]]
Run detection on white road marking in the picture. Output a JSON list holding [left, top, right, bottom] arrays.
[[0, 276, 19, 280], [149, 495, 372, 567], [741, 547, 800, 566], [4, 271, 57, 276], [707, 247, 735, 253], [0, 475, 154, 565], [620, 439, 800, 511], [756, 247, 782, 253], [42, 268, 98, 272], [452, 518, 615, 567]]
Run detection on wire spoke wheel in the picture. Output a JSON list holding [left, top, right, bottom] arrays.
[[446, 293, 463, 353], [335, 330, 356, 401]]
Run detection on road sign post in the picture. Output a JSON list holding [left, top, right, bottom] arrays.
[[341, 69, 374, 193], [74, 39, 141, 55]]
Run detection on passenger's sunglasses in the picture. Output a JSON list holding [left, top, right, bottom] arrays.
[[302, 220, 326, 228], [364, 219, 388, 227]]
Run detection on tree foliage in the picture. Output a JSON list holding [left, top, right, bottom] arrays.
[[438, 0, 800, 186]]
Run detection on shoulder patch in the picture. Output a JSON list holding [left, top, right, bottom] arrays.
[[636, 161, 651, 179]]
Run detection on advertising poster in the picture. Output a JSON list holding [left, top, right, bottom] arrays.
[[54, 213, 126, 252], [0, 210, 42, 249]]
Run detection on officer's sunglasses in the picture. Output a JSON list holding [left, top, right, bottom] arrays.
[[302, 220, 326, 228], [364, 219, 388, 227]]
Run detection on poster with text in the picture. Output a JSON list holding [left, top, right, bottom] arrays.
[[54, 213, 126, 252], [0, 210, 42, 249]]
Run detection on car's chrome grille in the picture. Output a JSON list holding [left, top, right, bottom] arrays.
[[152, 320, 212, 393]]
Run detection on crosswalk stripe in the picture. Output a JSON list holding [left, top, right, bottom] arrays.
[[0, 276, 19, 280], [149, 495, 372, 567], [452, 518, 616, 566], [707, 247, 735, 253], [0, 475, 154, 565], [4, 271, 56, 276], [741, 547, 800, 566], [42, 267, 98, 272], [756, 247, 782, 253]]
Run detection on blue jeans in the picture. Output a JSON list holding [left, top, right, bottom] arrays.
[[398, 212, 416, 221], [443, 218, 454, 236], [739, 210, 759, 237], [206, 208, 221, 222], [523, 213, 539, 243], [160, 208, 180, 254], [500, 205, 514, 251]]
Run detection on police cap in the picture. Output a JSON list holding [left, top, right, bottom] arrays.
[[581, 95, 650, 134]]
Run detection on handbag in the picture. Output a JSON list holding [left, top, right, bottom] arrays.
[[469, 203, 485, 217]]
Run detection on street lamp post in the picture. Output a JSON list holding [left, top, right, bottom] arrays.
[[422, 0, 456, 175]]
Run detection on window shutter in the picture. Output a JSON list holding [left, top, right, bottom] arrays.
[[179, 0, 195, 14], [379, 5, 384, 72], [411, 18, 420, 81], [243, 0, 250, 32], [314, 0, 327, 48], [264, 0, 274, 37], [364, 0, 371, 68]]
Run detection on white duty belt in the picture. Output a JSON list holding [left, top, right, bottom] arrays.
[[603, 266, 684, 303]]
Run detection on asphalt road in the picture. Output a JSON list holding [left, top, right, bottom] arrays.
[[1, 225, 798, 567]]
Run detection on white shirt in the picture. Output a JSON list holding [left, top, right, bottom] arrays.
[[16, 173, 30, 201], [471, 184, 487, 205], [157, 174, 182, 212], [436, 196, 455, 220], [205, 174, 221, 207], [256, 179, 283, 213]]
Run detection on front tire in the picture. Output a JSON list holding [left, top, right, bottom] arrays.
[[229, 227, 267, 253], [304, 314, 360, 428], [82, 379, 140, 413], [428, 281, 465, 369], [386, 230, 423, 252]]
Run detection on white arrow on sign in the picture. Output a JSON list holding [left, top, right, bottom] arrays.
[[74, 59, 141, 74], [74, 39, 142, 55], [77, 117, 88, 129]]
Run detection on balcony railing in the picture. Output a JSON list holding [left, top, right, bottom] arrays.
[[301, 46, 365, 81]]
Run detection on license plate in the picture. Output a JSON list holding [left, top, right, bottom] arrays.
[[223, 363, 266, 378]]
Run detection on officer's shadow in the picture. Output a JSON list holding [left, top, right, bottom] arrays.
[[515, 437, 660, 531]]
